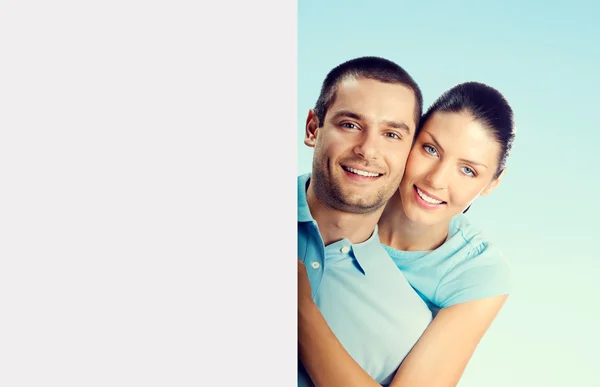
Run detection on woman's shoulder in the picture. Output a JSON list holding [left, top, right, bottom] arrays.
[[434, 214, 512, 308], [449, 213, 484, 244], [421, 214, 489, 267], [448, 214, 509, 267], [383, 214, 512, 309], [384, 214, 505, 275]]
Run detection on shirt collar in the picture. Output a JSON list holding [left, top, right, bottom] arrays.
[[298, 173, 314, 222], [351, 225, 385, 275], [297, 173, 385, 275]]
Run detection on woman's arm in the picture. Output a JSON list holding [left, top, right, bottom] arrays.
[[298, 260, 508, 387], [389, 295, 508, 387]]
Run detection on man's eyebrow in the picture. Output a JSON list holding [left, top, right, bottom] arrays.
[[382, 120, 411, 134], [330, 110, 363, 121]]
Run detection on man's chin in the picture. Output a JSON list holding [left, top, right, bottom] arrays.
[[321, 181, 389, 213], [333, 196, 386, 214]]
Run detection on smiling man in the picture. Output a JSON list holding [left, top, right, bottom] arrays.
[[297, 57, 433, 386]]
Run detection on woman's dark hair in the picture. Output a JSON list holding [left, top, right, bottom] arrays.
[[418, 82, 516, 213], [419, 81, 515, 178]]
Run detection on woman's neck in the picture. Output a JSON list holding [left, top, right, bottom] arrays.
[[378, 193, 451, 252]]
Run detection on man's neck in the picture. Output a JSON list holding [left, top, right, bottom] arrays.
[[306, 184, 382, 246]]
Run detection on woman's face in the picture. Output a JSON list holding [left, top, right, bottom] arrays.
[[399, 110, 504, 226]]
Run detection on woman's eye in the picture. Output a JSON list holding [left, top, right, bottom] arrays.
[[423, 145, 437, 156], [461, 166, 475, 177]]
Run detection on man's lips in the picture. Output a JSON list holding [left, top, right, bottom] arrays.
[[341, 165, 383, 177]]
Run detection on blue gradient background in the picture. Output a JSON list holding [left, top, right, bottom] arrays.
[[298, 1, 600, 385]]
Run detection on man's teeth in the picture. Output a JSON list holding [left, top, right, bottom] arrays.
[[416, 187, 443, 204], [346, 167, 380, 177]]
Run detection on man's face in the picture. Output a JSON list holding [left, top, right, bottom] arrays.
[[305, 76, 417, 214]]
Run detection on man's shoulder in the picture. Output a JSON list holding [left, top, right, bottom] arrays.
[[298, 172, 311, 185], [298, 173, 313, 223]]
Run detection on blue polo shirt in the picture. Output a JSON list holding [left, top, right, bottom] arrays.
[[383, 213, 512, 315], [298, 173, 432, 387]]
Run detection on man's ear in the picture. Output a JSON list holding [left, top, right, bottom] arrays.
[[304, 109, 320, 148], [481, 168, 506, 196]]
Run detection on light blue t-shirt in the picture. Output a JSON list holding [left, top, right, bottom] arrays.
[[383, 213, 512, 313], [297, 173, 432, 387]]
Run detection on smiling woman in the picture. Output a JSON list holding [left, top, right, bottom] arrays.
[[375, 82, 516, 386]]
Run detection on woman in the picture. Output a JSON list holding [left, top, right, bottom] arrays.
[[298, 81, 516, 387]]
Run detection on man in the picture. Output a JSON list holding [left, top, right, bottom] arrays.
[[297, 57, 433, 386]]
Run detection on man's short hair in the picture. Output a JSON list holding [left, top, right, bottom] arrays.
[[314, 56, 423, 129]]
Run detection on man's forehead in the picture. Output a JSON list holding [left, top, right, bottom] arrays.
[[336, 75, 362, 90], [333, 78, 414, 107], [337, 76, 412, 93], [329, 80, 416, 127]]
